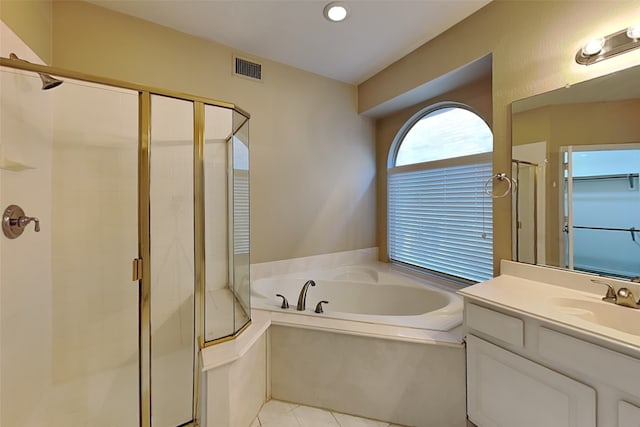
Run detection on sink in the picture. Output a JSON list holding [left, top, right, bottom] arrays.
[[550, 297, 640, 336]]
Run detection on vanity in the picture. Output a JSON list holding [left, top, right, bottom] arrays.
[[459, 260, 640, 427]]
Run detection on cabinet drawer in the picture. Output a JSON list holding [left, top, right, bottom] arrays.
[[538, 327, 640, 396], [466, 303, 524, 347], [619, 401, 640, 427], [467, 335, 596, 427]]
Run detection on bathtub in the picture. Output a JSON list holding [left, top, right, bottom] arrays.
[[253, 261, 467, 425], [251, 262, 463, 334]]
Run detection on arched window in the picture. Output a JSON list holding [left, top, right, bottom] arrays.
[[387, 103, 493, 283]]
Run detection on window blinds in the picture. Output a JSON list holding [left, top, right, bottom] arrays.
[[233, 170, 250, 254], [388, 161, 493, 283]]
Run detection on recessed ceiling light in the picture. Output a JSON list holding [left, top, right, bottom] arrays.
[[323, 2, 350, 23]]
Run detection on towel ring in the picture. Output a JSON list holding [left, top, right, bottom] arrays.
[[484, 172, 513, 198]]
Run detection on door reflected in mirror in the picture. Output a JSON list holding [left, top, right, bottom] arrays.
[[511, 65, 640, 281]]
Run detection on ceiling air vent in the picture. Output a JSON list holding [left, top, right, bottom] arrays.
[[233, 56, 262, 81]]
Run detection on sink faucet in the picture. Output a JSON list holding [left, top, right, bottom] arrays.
[[296, 280, 316, 311], [591, 278, 640, 309], [590, 279, 617, 303], [615, 288, 640, 309]]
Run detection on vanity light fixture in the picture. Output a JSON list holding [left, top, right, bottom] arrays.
[[323, 1, 350, 23], [576, 24, 640, 65]]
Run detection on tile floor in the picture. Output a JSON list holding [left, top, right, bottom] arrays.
[[251, 400, 409, 427]]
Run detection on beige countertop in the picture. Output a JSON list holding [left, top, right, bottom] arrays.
[[458, 261, 640, 355]]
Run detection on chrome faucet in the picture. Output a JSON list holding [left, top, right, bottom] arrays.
[[591, 279, 617, 303], [296, 280, 316, 311], [591, 278, 640, 309], [614, 288, 640, 309]]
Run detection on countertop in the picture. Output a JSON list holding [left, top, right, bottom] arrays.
[[458, 261, 640, 355]]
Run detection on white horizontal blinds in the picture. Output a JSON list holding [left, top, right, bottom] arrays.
[[233, 169, 249, 254], [388, 158, 493, 283]]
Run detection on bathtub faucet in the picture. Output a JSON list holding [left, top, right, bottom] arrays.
[[296, 280, 316, 311]]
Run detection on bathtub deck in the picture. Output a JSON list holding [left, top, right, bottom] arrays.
[[253, 400, 408, 427], [258, 307, 464, 346], [269, 324, 467, 427]]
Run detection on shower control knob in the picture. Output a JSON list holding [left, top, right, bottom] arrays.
[[18, 215, 40, 232], [276, 294, 290, 309], [2, 205, 41, 239], [314, 300, 329, 314]]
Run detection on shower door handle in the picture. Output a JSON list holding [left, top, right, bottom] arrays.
[[132, 258, 143, 281]]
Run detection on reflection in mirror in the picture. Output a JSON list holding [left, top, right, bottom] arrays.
[[511, 159, 538, 264], [512, 65, 640, 281]]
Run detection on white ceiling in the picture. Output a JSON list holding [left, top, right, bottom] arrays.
[[86, 0, 492, 85]]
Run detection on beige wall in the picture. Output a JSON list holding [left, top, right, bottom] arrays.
[[375, 76, 493, 261], [5, 0, 640, 271], [48, 0, 376, 264], [0, 0, 52, 63], [361, 0, 640, 274]]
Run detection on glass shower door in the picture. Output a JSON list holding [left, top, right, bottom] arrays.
[[231, 112, 251, 333], [202, 106, 250, 344], [149, 95, 196, 427], [0, 68, 140, 427]]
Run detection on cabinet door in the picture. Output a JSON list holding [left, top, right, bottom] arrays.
[[619, 401, 640, 427], [467, 335, 596, 427]]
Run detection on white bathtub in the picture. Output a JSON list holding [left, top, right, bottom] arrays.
[[251, 259, 467, 426], [251, 262, 463, 332]]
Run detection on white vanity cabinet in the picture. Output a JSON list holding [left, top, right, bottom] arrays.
[[619, 401, 640, 427], [462, 298, 640, 427], [466, 335, 596, 427]]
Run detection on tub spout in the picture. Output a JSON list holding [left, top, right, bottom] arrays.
[[296, 280, 316, 311]]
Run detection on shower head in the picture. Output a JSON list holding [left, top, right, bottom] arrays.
[[9, 52, 64, 90], [39, 73, 63, 90]]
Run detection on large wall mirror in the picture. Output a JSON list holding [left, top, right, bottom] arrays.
[[511, 64, 640, 281]]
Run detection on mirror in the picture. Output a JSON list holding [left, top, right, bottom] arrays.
[[511, 65, 640, 281]]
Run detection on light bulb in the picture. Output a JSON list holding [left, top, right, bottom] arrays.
[[627, 23, 640, 40], [323, 2, 350, 23], [328, 6, 347, 21], [581, 38, 605, 56]]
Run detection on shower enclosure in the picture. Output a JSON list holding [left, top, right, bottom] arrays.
[[0, 55, 250, 427]]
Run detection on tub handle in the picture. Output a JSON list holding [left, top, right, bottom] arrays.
[[276, 294, 289, 309], [314, 300, 329, 314]]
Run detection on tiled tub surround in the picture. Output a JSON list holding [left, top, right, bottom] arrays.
[[253, 250, 467, 427], [270, 326, 466, 427], [201, 249, 467, 427], [200, 312, 270, 427], [250, 248, 380, 280]]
